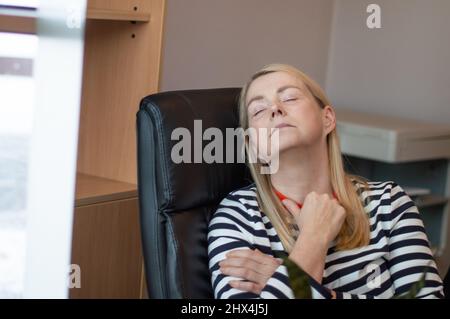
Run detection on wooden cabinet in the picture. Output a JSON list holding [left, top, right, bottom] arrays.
[[70, 0, 165, 298], [71, 174, 142, 298]]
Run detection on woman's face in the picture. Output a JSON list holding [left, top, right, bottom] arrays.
[[245, 71, 335, 160]]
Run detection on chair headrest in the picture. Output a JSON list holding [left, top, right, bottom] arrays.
[[138, 88, 250, 213]]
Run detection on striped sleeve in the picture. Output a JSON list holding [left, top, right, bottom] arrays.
[[207, 193, 293, 299], [329, 183, 445, 299], [384, 183, 444, 298]]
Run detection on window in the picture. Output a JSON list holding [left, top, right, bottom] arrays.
[[0, 0, 86, 298]]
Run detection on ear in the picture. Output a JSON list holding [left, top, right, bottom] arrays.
[[322, 105, 336, 135]]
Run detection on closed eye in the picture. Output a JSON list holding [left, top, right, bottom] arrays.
[[251, 105, 268, 117], [253, 109, 264, 117]]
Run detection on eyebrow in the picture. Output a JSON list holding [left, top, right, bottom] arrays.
[[246, 85, 302, 107]]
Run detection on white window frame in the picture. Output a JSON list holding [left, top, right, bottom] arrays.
[[0, 0, 86, 298]]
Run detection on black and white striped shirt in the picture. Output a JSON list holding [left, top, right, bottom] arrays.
[[207, 181, 444, 299]]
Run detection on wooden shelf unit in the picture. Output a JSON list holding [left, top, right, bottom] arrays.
[[75, 173, 138, 207], [0, 0, 164, 299], [71, 175, 141, 298], [0, 0, 154, 34], [70, 0, 165, 298], [77, 0, 164, 185]]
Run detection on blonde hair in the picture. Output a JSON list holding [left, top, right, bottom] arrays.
[[239, 63, 370, 252]]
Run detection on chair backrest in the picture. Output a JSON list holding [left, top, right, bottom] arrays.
[[136, 88, 251, 298]]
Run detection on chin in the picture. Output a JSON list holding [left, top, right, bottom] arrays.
[[272, 137, 302, 155]]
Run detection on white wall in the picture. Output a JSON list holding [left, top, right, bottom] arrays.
[[326, 0, 450, 124], [326, 0, 450, 276], [160, 0, 334, 91], [162, 0, 450, 124]]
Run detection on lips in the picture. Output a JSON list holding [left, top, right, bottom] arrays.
[[274, 123, 295, 129]]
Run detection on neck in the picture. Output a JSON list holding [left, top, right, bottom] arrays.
[[270, 142, 333, 204]]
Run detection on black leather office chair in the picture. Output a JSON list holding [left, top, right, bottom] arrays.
[[136, 88, 251, 298]]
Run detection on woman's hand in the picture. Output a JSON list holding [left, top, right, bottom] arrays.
[[282, 192, 346, 283], [283, 192, 346, 247], [219, 249, 282, 294]]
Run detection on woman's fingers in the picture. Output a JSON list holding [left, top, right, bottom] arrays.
[[219, 256, 260, 269], [220, 264, 267, 283], [219, 249, 282, 293], [220, 256, 279, 276], [293, 191, 347, 245], [229, 280, 263, 294], [226, 249, 282, 267]]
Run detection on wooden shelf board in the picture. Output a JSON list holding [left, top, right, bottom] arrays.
[[87, 8, 150, 22], [0, 8, 36, 34], [0, 9, 149, 35], [75, 172, 138, 207]]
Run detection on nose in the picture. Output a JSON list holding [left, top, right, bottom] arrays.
[[270, 100, 285, 119]]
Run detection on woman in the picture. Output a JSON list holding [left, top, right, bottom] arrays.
[[207, 63, 444, 299]]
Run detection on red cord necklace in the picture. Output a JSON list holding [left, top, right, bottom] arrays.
[[274, 188, 338, 209]]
